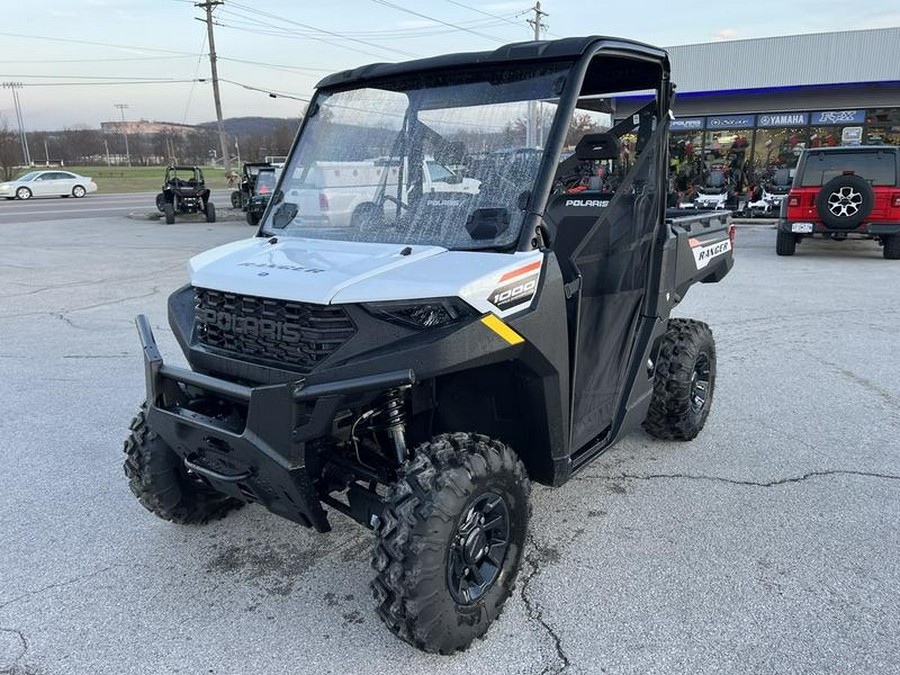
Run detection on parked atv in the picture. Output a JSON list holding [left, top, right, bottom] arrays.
[[155, 166, 215, 224], [747, 168, 792, 217], [245, 166, 278, 226], [124, 36, 734, 654], [230, 161, 272, 210]]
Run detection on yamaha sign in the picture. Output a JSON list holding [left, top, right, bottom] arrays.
[[758, 112, 809, 127]]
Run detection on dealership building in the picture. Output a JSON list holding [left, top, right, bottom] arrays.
[[623, 27, 900, 188]]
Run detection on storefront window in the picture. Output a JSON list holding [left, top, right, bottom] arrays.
[[702, 130, 752, 190], [808, 127, 842, 148], [669, 132, 704, 191], [752, 127, 806, 169], [864, 108, 900, 146]]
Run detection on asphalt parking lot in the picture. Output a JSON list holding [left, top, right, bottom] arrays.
[[1, 215, 898, 674]]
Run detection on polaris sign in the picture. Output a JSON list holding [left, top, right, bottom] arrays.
[[670, 117, 705, 131], [758, 113, 809, 127]]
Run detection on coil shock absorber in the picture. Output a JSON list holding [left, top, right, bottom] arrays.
[[377, 387, 409, 464]]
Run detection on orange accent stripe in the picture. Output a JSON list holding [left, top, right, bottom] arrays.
[[688, 237, 702, 248], [499, 260, 541, 282]]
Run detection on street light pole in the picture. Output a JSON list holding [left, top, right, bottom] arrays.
[[2, 82, 32, 166], [114, 103, 132, 167]]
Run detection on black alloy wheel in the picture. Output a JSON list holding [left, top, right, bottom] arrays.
[[689, 352, 712, 414], [372, 432, 530, 654], [447, 492, 510, 604]]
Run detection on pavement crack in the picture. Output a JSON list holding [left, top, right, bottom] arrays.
[[0, 627, 28, 669], [521, 534, 570, 675], [591, 470, 900, 488], [0, 566, 121, 612]]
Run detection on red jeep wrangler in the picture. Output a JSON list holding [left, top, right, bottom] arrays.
[[778, 146, 900, 259]]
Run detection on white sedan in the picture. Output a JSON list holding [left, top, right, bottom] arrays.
[[0, 170, 98, 200]]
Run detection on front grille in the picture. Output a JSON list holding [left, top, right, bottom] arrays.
[[194, 287, 356, 372]]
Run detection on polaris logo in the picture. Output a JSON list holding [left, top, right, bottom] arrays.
[[197, 309, 302, 343], [565, 199, 610, 208], [426, 199, 462, 207], [690, 238, 731, 270]]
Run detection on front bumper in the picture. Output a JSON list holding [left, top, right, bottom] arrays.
[[136, 315, 414, 531]]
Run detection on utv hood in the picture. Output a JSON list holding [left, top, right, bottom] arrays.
[[189, 237, 446, 304]]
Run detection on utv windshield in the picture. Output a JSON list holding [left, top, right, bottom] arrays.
[[262, 63, 571, 250]]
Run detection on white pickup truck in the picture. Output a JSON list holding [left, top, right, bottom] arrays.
[[285, 158, 480, 227]]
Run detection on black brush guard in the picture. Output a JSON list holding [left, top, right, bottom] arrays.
[[136, 315, 414, 532]]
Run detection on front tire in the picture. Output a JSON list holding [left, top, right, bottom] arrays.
[[883, 234, 900, 260], [246, 211, 260, 226], [164, 203, 176, 224], [643, 318, 716, 441], [123, 404, 244, 524], [16, 186, 31, 200], [776, 229, 797, 256], [372, 433, 530, 654], [205, 201, 216, 223]]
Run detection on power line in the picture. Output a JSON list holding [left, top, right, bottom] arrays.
[[224, 1, 421, 59], [2, 82, 31, 165], [0, 31, 198, 56], [20, 80, 198, 87], [182, 32, 208, 124], [443, 0, 529, 29], [218, 57, 334, 74], [219, 78, 310, 103], [113, 103, 132, 167], [0, 55, 198, 65], [367, 0, 508, 43]]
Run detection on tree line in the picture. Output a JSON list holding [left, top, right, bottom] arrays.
[[0, 116, 300, 180]]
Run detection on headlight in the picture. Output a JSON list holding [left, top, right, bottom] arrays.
[[0, 184, 10, 191], [364, 298, 474, 330]]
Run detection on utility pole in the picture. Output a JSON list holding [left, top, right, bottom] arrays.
[[114, 103, 132, 167], [196, 1, 231, 174], [2, 82, 32, 166], [526, 3, 548, 148]]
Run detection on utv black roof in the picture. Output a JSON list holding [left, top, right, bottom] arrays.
[[317, 36, 670, 91]]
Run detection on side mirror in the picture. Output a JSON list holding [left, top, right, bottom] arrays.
[[466, 207, 510, 240], [272, 202, 298, 229]]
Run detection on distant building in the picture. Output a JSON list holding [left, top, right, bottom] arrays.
[[614, 27, 900, 187], [100, 120, 200, 136]]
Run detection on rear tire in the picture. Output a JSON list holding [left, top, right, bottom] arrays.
[[643, 318, 716, 441], [72, 185, 86, 198], [123, 404, 244, 524], [883, 234, 900, 260], [230, 191, 241, 209], [776, 229, 797, 256], [155, 193, 166, 212], [205, 201, 216, 223], [164, 203, 175, 224], [372, 433, 530, 654]]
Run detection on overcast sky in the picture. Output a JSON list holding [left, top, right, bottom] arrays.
[[1, 0, 898, 131]]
